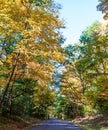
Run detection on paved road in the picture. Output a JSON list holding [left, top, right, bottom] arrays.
[[29, 119, 83, 130]]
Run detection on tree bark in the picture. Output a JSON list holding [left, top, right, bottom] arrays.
[[0, 52, 20, 108]]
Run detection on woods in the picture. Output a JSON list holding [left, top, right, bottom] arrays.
[[0, 0, 108, 129], [61, 21, 108, 118], [0, 0, 65, 118]]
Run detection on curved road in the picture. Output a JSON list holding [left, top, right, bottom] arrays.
[[29, 119, 83, 130]]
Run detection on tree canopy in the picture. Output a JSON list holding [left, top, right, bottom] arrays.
[[0, 0, 108, 121]]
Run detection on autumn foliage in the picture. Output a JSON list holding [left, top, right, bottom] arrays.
[[0, 0, 108, 121], [0, 0, 65, 117]]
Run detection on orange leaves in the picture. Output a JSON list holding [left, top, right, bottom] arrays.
[[27, 62, 41, 69], [26, 62, 53, 86]]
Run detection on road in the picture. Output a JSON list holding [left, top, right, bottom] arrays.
[[29, 118, 83, 130]]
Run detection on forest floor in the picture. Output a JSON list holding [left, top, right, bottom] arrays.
[[72, 115, 108, 130], [0, 116, 42, 130]]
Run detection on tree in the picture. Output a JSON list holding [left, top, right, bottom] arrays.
[[62, 21, 108, 116], [33, 87, 56, 119], [0, 0, 65, 117], [76, 21, 108, 115], [97, 0, 108, 19]]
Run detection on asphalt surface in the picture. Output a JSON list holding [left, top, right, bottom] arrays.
[[29, 119, 83, 130]]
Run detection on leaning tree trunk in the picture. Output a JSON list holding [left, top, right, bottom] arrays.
[[0, 52, 20, 110]]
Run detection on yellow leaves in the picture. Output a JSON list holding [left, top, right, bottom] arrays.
[[38, 79, 46, 87], [0, 61, 3, 66], [51, 50, 66, 62], [11, 0, 29, 17], [0, 0, 66, 118], [27, 62, 41, 69], [98, 20, 108, 36], [33, 86, 55, 108], [99, 93, 108, 99], [0, 0, 65, 98], [36, 64, 53, 80], [25, 61, 53, 87], [15, 0, 27, 7], [0, 78, 6, 88], [60, 61, 86, 105]]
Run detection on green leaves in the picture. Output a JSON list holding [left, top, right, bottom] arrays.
[[62, 21, 108, 116], [29, 0, 51, 6]]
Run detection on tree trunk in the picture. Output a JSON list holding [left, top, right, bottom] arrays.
[[0, 52, 20, 109]]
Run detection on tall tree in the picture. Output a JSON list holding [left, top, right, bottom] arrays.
[[62, 21, 108, 116], [0, 0, 65, 116]]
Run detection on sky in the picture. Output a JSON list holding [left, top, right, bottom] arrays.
[[55, 0, 103, 46]]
